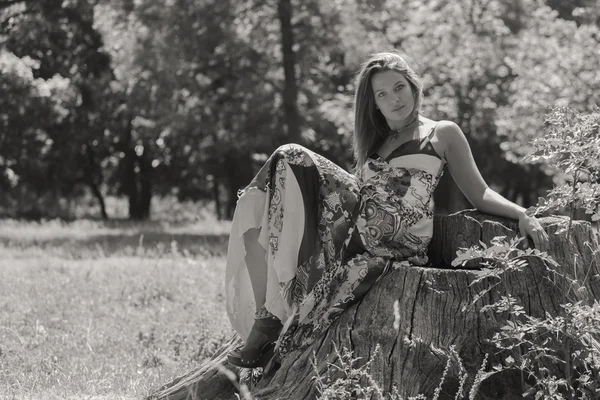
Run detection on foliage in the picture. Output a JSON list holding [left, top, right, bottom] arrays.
[[0, 49, 62, 191], [452, 107, 600, 399], [454, 235, 600, 398], [1, 0, 118, 219], [452, 235, 557, 292], [524, 106, 600, 232], [494, 300, 600, 399], [312, 344, 386, 400], [306, 342, 491, 400], [497, 4, 600, 164], [2, 0, 600, 219]]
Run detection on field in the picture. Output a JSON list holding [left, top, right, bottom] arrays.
[[0, 218, 234, 400]]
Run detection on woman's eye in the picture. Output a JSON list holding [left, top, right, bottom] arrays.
[[395, 85, 404, 91], [378, 92, 386, 97]]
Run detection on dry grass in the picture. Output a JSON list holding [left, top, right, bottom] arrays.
[[0, 218, 234, 400]]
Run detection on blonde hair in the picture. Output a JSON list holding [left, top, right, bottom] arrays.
[[353, 51, 423, 171]]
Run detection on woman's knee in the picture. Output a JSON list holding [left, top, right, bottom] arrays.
[[272, 143, 311, 165], [274, 143, 308, 156]]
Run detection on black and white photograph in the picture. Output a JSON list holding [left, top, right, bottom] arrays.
[[1, 0, 599, 399]]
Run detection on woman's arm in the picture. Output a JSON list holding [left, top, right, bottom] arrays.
[[438, 120, 549, 249]]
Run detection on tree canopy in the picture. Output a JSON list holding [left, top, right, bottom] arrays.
[[1, 0, 599, 219]]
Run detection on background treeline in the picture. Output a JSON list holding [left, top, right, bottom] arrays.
[[1, 0, 599, 220]]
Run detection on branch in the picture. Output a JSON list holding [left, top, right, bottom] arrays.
[[0, 1, 29, 33], [0, 0, 24, 10], [234, 0, 274, 19]]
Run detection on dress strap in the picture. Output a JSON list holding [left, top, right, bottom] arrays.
[[419, 121, 440, 150]]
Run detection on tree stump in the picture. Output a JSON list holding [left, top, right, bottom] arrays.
[[147, 210, 600, 400]]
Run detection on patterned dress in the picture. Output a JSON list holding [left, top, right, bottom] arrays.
[[225, 123, 446, 358]]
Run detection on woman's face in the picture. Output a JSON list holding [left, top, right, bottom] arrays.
[[371, 70, 415, 129]]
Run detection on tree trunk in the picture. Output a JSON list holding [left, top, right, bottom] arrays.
[[89, 180, 108, 220], [84, 144, 108, 220], [138, 146, 152, 220], [124, 146, 141, 220], [147, 211, 600, 400], [119, 113, 155, 221], [120, 119, 152, 220], [277, 0, 301, 144], [120, 114, 141, 221], [213, 177, 223, 221]]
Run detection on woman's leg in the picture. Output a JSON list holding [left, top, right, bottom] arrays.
[[226, 144, 360, 366], [277, 250, 392, 356], [243, 227, 267, 311]]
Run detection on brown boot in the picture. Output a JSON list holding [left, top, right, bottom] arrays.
[[228, 309, 282, 368]]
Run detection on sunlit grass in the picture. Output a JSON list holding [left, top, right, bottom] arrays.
[[0, 218, 231, 260], [0, 218, 233, 400]]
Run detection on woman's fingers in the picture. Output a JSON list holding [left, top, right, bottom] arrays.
[[519, 215, 550, 251], [519, 225, 529, 247], [533, 227, 550, 252]]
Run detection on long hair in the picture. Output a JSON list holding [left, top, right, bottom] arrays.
[[353, 51, 423, 171]]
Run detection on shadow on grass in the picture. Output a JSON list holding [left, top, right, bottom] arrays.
[[0, 230, 230, 258], [80, 232, 230, 257]]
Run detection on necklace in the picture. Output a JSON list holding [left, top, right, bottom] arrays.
[[388, 117, 419, 142]]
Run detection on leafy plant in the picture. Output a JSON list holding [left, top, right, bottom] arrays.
[[309, 343, 490, 400], [312, 343, 385, 400], [453, 106, 600, 399], [524, 106, 600, 236]]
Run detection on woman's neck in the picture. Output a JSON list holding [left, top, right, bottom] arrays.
[[387, 115, 419, 141], [387, 113, 418, 130]]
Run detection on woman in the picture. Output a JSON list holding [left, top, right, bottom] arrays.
[[224, 51, 549, 368]]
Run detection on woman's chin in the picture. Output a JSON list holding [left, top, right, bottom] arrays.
[[387, 115, 411, 127]]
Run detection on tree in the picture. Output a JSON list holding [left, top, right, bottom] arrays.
[[3, 0, 599, 220], [277, 0, 301, 143], [0, 50, 61, 215], [1, 0, 116, 219], [496, 3, 600, 162]]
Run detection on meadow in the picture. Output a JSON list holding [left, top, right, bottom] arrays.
[[0, 215, 234, 400]]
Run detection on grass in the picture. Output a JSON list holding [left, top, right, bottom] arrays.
[[0, 218, 234, 400]]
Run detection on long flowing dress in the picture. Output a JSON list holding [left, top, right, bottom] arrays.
[[225, 123, 446, 358]]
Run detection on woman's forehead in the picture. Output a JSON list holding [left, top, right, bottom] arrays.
[[371, 70, 408, 92]]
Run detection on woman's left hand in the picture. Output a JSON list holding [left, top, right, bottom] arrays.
[[518, 213, 550, 251]]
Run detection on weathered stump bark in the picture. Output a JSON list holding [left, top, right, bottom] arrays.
[[147, 210, 600, 400]]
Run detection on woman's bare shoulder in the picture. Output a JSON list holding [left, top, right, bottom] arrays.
[[432, 119, 460, 131], [430, 119, 463, 158], [420, 118, 459, 132]]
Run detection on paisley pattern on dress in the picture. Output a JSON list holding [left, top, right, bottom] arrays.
[[225, 123, 446, 359]]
